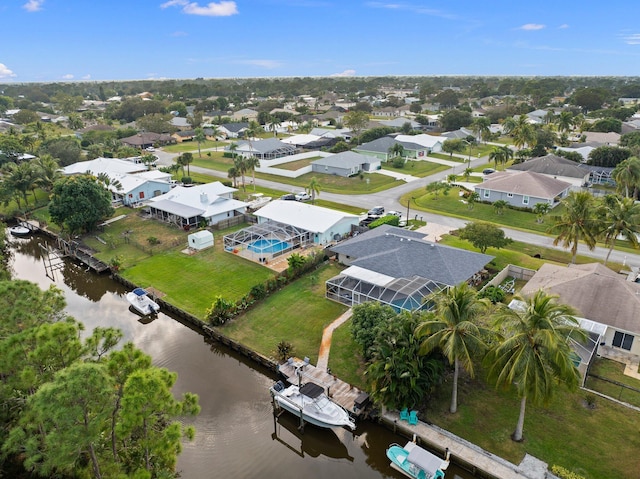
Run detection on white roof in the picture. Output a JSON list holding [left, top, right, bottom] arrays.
[[280, 134, 322, 145], [149, 182, 236, 205], [342, 265, 395, 287], [62, 157, 146, 176], [134, 170, 172, 181], [255, 200, 358, 233], [395, 134, 442, 148]]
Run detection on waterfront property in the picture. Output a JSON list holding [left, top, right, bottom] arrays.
[[223, 200, 359, 264], [147, 182, 248, 229], [326, 225, 493, 312], [520, 262, 640, 374]]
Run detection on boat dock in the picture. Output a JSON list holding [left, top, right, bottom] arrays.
[[383, 411, 549, 479], [278, 358, 370, 417]]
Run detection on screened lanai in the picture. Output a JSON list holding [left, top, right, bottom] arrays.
[[325, 265, 447, 312], [223, 220, 312, 263]]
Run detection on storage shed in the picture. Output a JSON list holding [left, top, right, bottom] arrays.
[[188, 230, 214, 250]]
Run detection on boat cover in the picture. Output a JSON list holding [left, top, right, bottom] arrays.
[[407, 446, 443, 475], [299, 382, 324, 399], [132, 288, 148, 297]]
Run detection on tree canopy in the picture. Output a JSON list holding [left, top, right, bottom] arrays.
[[458, 221, 512, 253]]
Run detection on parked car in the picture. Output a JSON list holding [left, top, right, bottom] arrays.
[[145, 146, 155, 152], [294, 192, 311, 202], [280, 194, 296, 201], [367, 206, 385, 216], [386, 210, 402, 217], [483, 168, 495, 175]]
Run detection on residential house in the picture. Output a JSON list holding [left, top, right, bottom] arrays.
[[170, 117, 191, 130], [253, 200, 359, 245], [280, 134, 338, 150], [394, 133, 444, 155], [225, 138, 297, 161], [62, 157, 148, 176], [120, 132, 174, 149], [217, 122, 249, 139], [308, 127, 353, 142], [231, 108, 259, 121], [326, 225, 493, 312], [521, 262, 640, 369], [506, 154, 590, 188], [148, 182, 247, 229], [582, 131, 620, 146], [377, 118, 421, 129], [555, 145, 595, 163], [353, 136, 401, 162], [311, 151, 381, 177], [474, 171, 571, 209]]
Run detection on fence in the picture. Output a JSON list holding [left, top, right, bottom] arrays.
[[584, 374, 640, 408], [212, 214, 255, 230], [480, 264, 536, 291]]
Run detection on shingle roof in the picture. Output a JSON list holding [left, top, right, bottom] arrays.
[[508, 154, 589, 179], [354, 136, 398, 153], [521, 263, 640, 334], [330, 225, 493, 286], [476, 171, 571, 199], [312, 151, 377, 168]]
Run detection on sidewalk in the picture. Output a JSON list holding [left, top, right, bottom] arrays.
[[374, 169, 420, 182], [316, 308, 352, 371]]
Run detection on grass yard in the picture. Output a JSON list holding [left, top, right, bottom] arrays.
[[256, 170, 400, 194], [383, 160, 449, 177], [222, 263, 347, 363], [425, 373, 640, 479], [162, 140, 225, 154], [271, 157, 321, 171], [428, 152, 466, 162], [584, 357, 640, 408], [327, 321, 367, 390]]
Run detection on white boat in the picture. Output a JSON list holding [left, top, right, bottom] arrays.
[[271, 380, 356, 430], [126, 288, 160, 316], [9, 225, 31, 237], [386, 440, 450, 479]]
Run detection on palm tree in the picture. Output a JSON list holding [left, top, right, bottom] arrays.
[[484, 290, 586, 442], [245, 156, 260, 192], [96, 172, 123, 192], [533, 202, 551, 224], [549, 191, 598, 263], [447, 173, 457, 184], [510, 115, 535, 150], [612, 157, 640, 198], [598, 195, 640, 265], [306, 177, 321, 204], [426, 181, 450, 199], [227, 166, 239, 188], [2, 161, 37, 208], [269, 116, 282, 137], [194, 127, 206, 158], [416, 282, 491, 413], [388, 142, 405, 160], [493, 199, 509, 215], [466, 191, 479, 210], [33, 154, 61, 193], [20, 134, 36, 154], [180, 152, 193, 177], [233, 156, 248, 191], [464, 167, 473, 182], [471, 117, 491, 143], [488, 145, 514, 170], [555, 111, 575, 134]]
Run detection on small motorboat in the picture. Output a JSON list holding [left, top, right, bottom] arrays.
[[126, 288, 160, 316], [9, 225, 31, 237], [386, 440, 450, 479], [271, 380, 356, 430]]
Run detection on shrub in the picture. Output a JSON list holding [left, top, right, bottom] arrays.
[[250, 283, 267, 300], [206, 296, 237, 326], [369, 215, 400, 229], [478, 285, 506, 304], [147, 236, 160, 246], [276, 340, 294, 362], [392, 156, 405, 168], [550, 465, 586, 479]]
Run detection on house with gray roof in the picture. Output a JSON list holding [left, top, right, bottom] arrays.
[[521, 262, 640, 369], [474, 171, 571, 209], [507, 154, 590, 188], [326, 225, 493, 312], [377, 118, 420, 129], [311, 151, 381, 177], [120, 132, 174, 148], [353, 136, 399, 161], [217, 122, 249, 138], [225, 138, 297, 160]]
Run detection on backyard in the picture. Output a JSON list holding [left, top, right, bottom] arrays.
[[382, 159, 449, 177]]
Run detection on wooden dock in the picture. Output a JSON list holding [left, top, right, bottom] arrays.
[[278, 358, 369, 417]]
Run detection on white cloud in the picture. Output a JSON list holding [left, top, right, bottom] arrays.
[[518, 23, 545, 31], [82, 74, 91, 80], [62, 74, 74, 79], [235, 59, 281, 69], [559, 24, 569, 29], [365, 2, 456, 20], [0, 63, 17, 79], [622, 33, 640, 45], [171, 31, 189, 37], [160, 0, 238, 16], [330, 69, 356, 77], [23, 0, 44, 12]]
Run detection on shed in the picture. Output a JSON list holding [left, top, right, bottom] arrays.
[[188, 230, 214, 250]]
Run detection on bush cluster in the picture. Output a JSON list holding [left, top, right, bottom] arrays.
[[550, 465, 586, 479]]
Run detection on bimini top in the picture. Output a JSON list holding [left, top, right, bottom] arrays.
[[407, 446, 444, 475], [132, 288, 149, 297], [299, 382, 325, 399]]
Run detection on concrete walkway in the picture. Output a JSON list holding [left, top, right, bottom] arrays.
[[316, 308, 352, 371], [373, 169, 421, 182]]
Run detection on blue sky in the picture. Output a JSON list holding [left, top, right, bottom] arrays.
[[2, 0, 640, 83]]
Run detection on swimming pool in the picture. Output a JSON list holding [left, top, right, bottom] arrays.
[[248, 239, 291, 254]]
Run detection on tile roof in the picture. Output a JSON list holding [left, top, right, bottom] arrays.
[[507, 154, 589, 178], [476, 171, 571, 199]]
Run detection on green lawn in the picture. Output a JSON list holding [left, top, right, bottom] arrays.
[[222, 263, 347, 363], [584, 358, 640, 407], [327, 321, 368, 390], [425, 373, 640, 479], [272, 157, 320, 171], [162, 140, 225, 154], [382, 160, 449, 177], [428, 152, 466, 162]]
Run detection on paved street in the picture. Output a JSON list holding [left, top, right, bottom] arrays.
[[153, 147, 640, 268]]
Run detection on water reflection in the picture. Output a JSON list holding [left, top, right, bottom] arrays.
[[7, 234, 475, 479]]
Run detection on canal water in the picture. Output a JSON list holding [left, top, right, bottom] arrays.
[[7, 233, 475, 479]]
